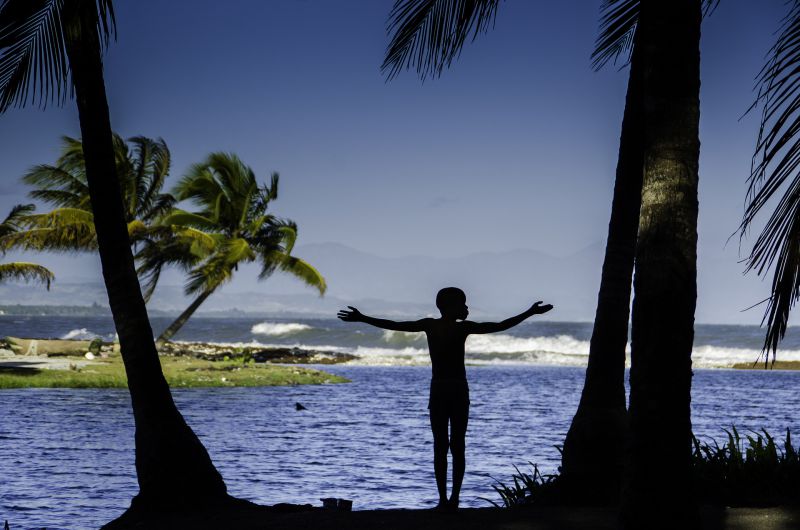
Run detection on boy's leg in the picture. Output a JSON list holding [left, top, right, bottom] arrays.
[[429, 407, 449, 507], [448, 403, 469, 508]]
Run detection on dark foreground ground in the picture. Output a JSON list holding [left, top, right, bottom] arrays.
[[102, 504, 800, 530]]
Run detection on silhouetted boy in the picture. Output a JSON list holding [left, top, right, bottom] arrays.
[[338, 287, 553, 510]]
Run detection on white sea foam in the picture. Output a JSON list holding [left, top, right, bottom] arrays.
[[250, 322, 312, 336], [187, 332, 798, 369], [466, 333, 591, 355], [60, 328, 102, 340], [691, 345, 800, 368]]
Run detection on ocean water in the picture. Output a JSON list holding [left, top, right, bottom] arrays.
[[1, 317, 800, 529], [2, 315, 800, 368], [1, 366, 799, 530]]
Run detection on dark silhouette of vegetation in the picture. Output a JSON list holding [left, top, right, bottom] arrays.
[[0, 0, 230, 514], [491, 428, 800, 509], [740, 1, 800, 360]]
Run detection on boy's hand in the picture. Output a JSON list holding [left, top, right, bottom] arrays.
[[337, 306, 364, 322], [529, 301, 553, 315]]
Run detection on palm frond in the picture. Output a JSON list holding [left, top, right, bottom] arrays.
[[740, 0, 800, 357], [18, 206, 94, 228], [0, 0, 116, 113], [132, 136, 170, 218], [591, 0, 638, 71], [0, 203, 35, 236], [259, 252, 326, 295], [0, 224, 96, 252], [135, 231, 209, 301], [28, 189, 89, 208], [1, 206, 96, 252], [382, 0, 502, 81], [184, 253, 234, 295], [591, 0, 718, 71], [276, 224, 297, 254], [95, 0, 116, 48], [161, 209, 218, 232], [0, 0, 68, 112], [141, 192, 176, 223], [222, 237, 255, 266], [23, 163, 87, 194], [0, 261, 53, 288], [176, 152, 261, 232]]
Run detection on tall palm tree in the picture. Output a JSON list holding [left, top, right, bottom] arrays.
[[740, 1, 800, 360], [144, 152, 326, 345], [0, 0, 228, 512], [0, 204, 55, 288], [622, 0, 701, 526], [4, 133, 175, 253], [381, 0, 640, 494]]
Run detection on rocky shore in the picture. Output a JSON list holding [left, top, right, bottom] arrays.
[[1, 336, 359, 365], [158, 340, 358, 364]]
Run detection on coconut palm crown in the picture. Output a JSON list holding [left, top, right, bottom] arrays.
[[3, 133, 174, 253], [146, 152, 326, 343]]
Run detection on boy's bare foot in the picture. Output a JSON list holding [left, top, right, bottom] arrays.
[[433, 500, 449, 511], [447, 497, 460, 511]]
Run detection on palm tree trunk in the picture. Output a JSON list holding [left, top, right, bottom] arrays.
[[62, 0, 227, 511], [560, 29, 644, 499], [622, 0, 701, 526], [157, 289, 214, 346]]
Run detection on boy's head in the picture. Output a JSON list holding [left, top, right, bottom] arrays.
[[436, 287, 468, 320]]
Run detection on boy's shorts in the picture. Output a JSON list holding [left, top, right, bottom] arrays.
[[428, 378, 470, 415]]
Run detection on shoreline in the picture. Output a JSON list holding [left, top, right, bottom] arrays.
[[0, 337, 350, 389], [731, 360, 800, 370], [5, 336, 800, 374]]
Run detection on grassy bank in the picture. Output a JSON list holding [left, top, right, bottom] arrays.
[[731, 361, 800, 370], [0, 355, 348, 389]]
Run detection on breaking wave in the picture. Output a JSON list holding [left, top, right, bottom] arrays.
[[251, 322, 312, 336], [60, 328, 103, 341]]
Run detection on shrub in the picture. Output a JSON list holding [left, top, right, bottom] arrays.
[[489, 428, 800, 508]]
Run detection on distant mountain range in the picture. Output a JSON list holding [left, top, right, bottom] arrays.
[[0, 242, 778, 324]]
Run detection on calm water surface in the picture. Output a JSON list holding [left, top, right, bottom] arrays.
[[1, 365, 799, 529]]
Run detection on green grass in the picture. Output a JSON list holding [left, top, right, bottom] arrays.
[[0, 355, 349, 389], [732, 360, 800, 370]]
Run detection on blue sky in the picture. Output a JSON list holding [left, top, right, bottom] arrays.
[[0, 1, 792, 323]]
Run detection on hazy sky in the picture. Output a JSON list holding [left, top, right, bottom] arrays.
[[0, 1, 793, 323]]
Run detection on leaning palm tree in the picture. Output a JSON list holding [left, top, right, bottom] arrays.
[[144, 153, 326, 345], [740, 0, 800, 361], [0, 204, 54, 289], [0, 0, 228, 514]]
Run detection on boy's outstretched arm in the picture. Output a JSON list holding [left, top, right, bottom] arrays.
[[465, 301, 553, 335], [337, 306, 429, 332]]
